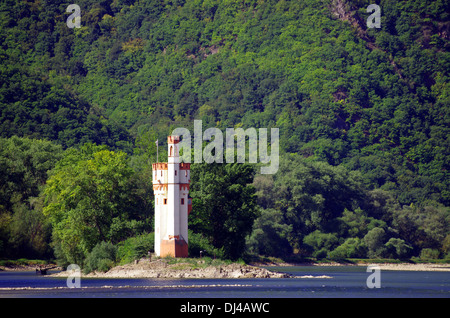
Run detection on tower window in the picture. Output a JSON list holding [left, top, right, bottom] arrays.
[[181, 198, 185, 205], [164, 198, 167, 205], [175, 170, 177, 176]]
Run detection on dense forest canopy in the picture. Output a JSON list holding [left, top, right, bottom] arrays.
[[0, 0, 448, 265]]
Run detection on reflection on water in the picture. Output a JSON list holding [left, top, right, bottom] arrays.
[[0, 266, 448, 298]]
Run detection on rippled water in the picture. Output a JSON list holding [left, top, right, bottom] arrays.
[[0, 266, 448, 298]]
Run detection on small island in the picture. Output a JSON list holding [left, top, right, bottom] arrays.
[[52, 258, 292, 279]]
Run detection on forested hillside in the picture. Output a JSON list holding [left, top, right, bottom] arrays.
[[0, 0, 448, 264]]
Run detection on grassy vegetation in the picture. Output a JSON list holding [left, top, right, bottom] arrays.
[[163, 256, 244, 270]]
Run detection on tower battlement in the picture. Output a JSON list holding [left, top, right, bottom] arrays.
[[167, 135, 180, 144]]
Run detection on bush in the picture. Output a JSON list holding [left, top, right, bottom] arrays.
[[328, 238, 367, 259], [83, 242, 117, 274], [419, 248, 441, 260], [363, 227, 387, 258], [385, 238, 413, 259], [303, 230, 339, 259], [246, 208, 293, 258], [97, 258, 115, 272], [116, 233, 154, 264], [188, 230, 225, 259]]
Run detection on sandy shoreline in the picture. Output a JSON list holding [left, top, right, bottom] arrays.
[[258, 262, 450, 272], [361, 263, 450, 272]]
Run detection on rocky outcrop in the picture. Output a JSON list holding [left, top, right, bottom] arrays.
[[53, 259, 292, 279], [90, 261, 291, 279]]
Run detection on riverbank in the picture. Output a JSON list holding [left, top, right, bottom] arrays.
[[0, 259, 61, 272], [251, 259, 450, 272], [51, 258, 293, 279], [364, 263, 450, 272]]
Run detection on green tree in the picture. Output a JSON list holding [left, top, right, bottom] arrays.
[[0, 136, 63, 213], [385, 238, 412, 259], [189, 162, 258, 260], [188, 230, 224, 259], [338, 208, 386, 238], [83, 241, 118, 274], [328, 238, 367, 259], [391, 205, 449, 255], [246, 208, 292, 258], [253, 154, 366, 250], [364, 227, 387, 258], [0, 136, 63, 258], [116, 232, 155, 265], [303, 230, 339, 259], [7, 199, 52, 259], [42, 144, 147, 265]]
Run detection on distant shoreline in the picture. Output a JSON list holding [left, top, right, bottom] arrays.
[[359, 263, 450, 272], [0, 265, 63, 272], [254, 261, 450, 272]]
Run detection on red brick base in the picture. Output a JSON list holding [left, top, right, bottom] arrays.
[[160, 238, 188, 257]]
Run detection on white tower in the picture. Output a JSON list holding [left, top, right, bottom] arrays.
[[152, 135, 191, 257]]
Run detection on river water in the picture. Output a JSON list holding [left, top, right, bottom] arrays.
[[0, 266, 448, 298]]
